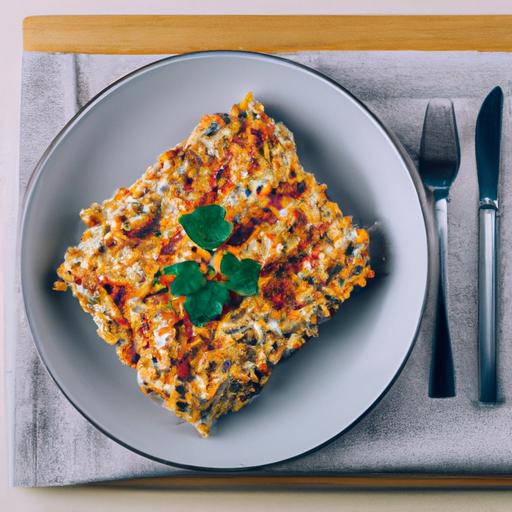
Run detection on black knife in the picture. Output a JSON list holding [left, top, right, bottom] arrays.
[[475, 86, 503, 403]]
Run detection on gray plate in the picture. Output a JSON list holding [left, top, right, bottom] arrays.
[[21, 51, 430, 470]]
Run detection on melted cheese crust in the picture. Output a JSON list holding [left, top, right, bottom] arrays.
[[56, 93, 374, 436]]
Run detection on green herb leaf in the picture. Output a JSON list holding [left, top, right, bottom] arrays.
[[163, 261, 206, 296], [179, 205, 232, 251], [220, 252, 261, 296], [184, 281, 230, 326]]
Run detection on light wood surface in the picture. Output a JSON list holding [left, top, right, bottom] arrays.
[[19, 13, 512, 490], [23, 15, 512, 54]]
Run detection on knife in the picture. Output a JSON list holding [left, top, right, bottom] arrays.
[[475, 86, 503, 403]]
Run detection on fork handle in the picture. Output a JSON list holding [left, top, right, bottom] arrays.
[[479, 206, 497, 402], [429, 197, 456, 398]]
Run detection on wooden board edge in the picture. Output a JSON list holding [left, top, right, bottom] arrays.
[[23, 15, 512, 54], [95, 474, 512, 490]]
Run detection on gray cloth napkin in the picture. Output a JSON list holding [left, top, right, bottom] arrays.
[[12, 51, 512, 487]]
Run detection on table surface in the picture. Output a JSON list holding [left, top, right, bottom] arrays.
[[4, 1, 512, 510]]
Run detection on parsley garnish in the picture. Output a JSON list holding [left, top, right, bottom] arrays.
[[158, 205, 261, 326], [220, 252, 261, 296], [163, 261, 206, 296], [179, 204, 233, 251], [184, 281, 230, 326]]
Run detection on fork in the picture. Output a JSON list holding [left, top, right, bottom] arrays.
[[419, 99, 461, 398]]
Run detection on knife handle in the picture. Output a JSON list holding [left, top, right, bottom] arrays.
[[479, 206, 497, 403], [429, 197, 455, 398]]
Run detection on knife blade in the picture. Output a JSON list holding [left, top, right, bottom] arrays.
[[475, 86, 503, 403]]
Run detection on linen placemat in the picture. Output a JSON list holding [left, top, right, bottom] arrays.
[[12, 51, 512, 487]]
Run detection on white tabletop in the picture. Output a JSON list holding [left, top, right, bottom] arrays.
[[3, 1, 512, 510]]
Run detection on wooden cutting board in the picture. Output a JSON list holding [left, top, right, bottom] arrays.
[[22, 14, 512, 489]]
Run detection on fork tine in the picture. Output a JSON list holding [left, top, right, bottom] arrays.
[[419, 99, 460, 189]]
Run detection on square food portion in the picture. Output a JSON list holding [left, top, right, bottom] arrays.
[[55, 93, 374, 437]]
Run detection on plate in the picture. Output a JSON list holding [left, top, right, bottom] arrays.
[[21, 51, 430, 470]]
